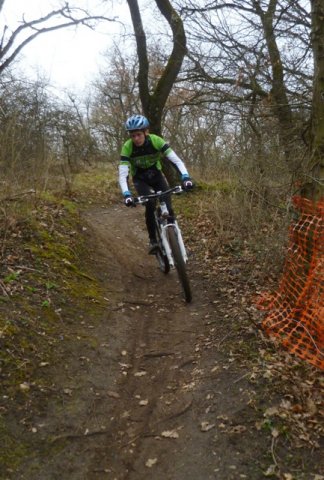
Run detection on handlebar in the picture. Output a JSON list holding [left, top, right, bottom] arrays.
[[134, 185, 183, 205]]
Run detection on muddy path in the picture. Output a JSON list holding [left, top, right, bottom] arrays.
[[9, 204, 320, 480]]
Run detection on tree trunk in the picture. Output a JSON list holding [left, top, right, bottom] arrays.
[[126, 0, 187, 184], [125, 0, 150, 116], [305, 0, 324, 200], [254, 0, 296, 173]]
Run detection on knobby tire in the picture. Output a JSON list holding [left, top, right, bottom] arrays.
[[167, 226, 192, 303]]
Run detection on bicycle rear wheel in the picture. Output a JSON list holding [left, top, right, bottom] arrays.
[[167, 226, 192, 303]]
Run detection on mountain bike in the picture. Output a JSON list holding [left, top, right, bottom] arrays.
[[134, 186, 192, 303]]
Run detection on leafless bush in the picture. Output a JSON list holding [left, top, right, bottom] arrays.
[[0, 74, 107, 199]]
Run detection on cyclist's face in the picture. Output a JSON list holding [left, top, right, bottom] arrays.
[[130, 130, 146, 146]]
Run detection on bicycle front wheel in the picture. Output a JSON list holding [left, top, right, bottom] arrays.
[[154, 215, 170, 274], [167, 226, 192, 303], [155, 246, 170, 274]]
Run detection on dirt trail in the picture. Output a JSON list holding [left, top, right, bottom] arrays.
[[9, 205, 319, 480]]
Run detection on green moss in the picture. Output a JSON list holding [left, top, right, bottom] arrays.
[[4, 272, 20, 283], [28, 230, 76, 265], [0, 418, 30, 472], [66, 275, 105, 306], [60, 198, 78, 214], [0, 195, 105, 398], [0, 416, 67, 477], [0, 171, 115, 476], [0, 320, 19, 336], [39, 191, 57, 203], [0, 296, 11, 303]]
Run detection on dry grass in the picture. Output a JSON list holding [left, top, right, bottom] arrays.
[[0, 154, 293, 278], [175, 164, 294, 286]]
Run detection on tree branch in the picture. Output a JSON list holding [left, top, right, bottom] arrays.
[[0, 5, 116, 75]]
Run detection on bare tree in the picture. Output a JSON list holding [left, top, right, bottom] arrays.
[[91, 45, 141, 161], [177, 0, 312, 175], [0, 2, 116, 76], [126, 0, 187, 135]]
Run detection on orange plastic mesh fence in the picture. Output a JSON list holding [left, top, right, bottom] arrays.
[[257, 196, 324, 370]]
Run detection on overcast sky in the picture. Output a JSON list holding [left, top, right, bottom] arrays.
[[0, 0, 131, 94]]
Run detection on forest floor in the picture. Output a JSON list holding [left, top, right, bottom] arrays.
[[0, 187, 323, 480]]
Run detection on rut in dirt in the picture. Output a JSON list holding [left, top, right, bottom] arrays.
[[73, 205, 265, 480]]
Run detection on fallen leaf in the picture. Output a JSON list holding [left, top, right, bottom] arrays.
[[200, 421, 215, 432], [306, 398, 317, 415], [107, 391, 120, 399], [145, 458, 157, 468], [161, 430, 179, 439], [216, 414, 228, 421], [264, 406, 279, 417], [19, 382, 30, 392], [228, 425, 247, 434], [271, 427, 280, 438], [119, 362, 131, 369], [264, 464, 277, 476]]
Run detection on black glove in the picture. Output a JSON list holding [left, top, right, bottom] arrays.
[[182, 175, 194, 191], [123, 192, 134, 207]]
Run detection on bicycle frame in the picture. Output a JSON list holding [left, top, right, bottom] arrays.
[[133, 185, 192, 302], [134, 185, 188, 268]]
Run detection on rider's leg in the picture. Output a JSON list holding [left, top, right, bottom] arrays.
[[145, 200, 158, 243], [133, 176, 157, 244], [150, 171, 175, 218]]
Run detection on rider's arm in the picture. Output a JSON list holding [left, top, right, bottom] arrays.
[[165, 150, 189, 176], [119, 140, 133, 194], [150, 134, 189, 176], [118, 161, 130, 194]]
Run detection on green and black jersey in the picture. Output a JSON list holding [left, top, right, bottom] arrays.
[[120, 134, 171, 175], [119, 134, 188, 194]]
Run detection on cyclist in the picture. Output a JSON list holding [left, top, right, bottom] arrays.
[[119, 114, 193, 253]]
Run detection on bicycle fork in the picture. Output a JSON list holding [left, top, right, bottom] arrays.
[[161, 222, 188, 267]]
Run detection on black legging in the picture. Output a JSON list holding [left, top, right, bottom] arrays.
[[133, 168, 175, 240]]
